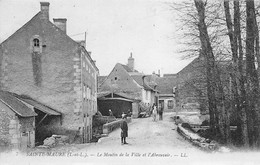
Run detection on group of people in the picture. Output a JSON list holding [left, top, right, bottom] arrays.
[[152, 104, 163, 121]]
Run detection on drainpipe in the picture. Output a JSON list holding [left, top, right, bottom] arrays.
[[142, 75, 146, 103]]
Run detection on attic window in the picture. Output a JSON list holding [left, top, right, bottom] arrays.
[[33, 38, 40, 47], [115, 77, 118, 80], [31, 35, 42, 53]]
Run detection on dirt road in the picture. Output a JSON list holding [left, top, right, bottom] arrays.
[[3, 113, 259, 165], [73, 112, 204, 161], [90, 112, 200, 151]]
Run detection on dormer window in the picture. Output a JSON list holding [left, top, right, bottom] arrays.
[[33, 38, 40, 47]]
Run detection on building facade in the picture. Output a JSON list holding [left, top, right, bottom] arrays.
[[155, 74, 177, 112], [0, 2, 98, 144], [175, 56, 207, 113], [0, 91, 37, 149], [98, 55, 156, 117]]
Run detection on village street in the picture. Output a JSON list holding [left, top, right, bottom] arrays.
[[86, 112, 201, 153], [27, 113, 204, 160], [2, 113, 259, 165], [26, 112, 202, 155]]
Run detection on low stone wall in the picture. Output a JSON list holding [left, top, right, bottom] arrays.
[[93, 116, 116, 127], [103, 117, 131, 134]]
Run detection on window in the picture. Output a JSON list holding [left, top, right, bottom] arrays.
[[83, 84, 86, 99], [168, 100, 174, 109], [115, 77, 117, 80], [33, 38, 40, 47], [86, 87, 89, 99], [31, 36, 42, 53]]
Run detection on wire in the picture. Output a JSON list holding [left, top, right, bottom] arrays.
[[70, 32, 86, 37]]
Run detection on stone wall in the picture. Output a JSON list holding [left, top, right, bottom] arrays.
[[176, 57, 207, 113], [0, 13, 98, 143], [0, 101, 35, 149], [0, 101, 16, 148]]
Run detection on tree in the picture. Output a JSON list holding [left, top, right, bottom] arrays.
[[245, 0, 260, 147], [194, 0, 231, 143], [233, 0, 249, 147], [224, 0, 248, 146]]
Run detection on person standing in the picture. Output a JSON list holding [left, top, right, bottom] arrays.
[[120, 114, 128, 144], [158, 106, 163, 120], [152, 105, 157, 121]]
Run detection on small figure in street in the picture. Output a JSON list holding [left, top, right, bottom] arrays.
[[127, 109, 132, 117], [120, 114, 128, 145], [109, 109, 113, 116], [152, 104, 157, 121], [158, 106, 163, 120]]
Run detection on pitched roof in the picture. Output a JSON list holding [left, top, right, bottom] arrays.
[[121, 64, 139, 73], [0, 12, 41, 44], [177, 57, 203, 75], [0, 91, 37, 117], [7, 93, 61, 116], [163, 74, 177, 78], [0, 10, 98, 72], [97, 91, 140, 101], [155, 77, 178, 94], [98, 76, 107, 87], [131, 75, 155, 91], [19, 98, 61, 116], [122, 64, 133, 72]]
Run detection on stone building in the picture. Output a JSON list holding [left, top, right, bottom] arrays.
[[154, 74, 177, 112], [0, 2, 98, 144], [175, 56, 207, 113], [175, 55, 231, 114], [98, 54, 157, 118], [0, 91, 37, 149]]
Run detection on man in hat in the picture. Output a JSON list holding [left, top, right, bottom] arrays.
[[120, 114, 128, 144]]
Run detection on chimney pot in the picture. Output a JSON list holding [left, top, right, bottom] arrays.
[[53, 18, 67, 34], [40, 2, 50, 20]]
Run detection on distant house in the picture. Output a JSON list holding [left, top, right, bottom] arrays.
[[0, 2, 99, 145], [155, 74, 177, 112], [175, 56, 207, 113], [97, 92, 138, 118], [98, 54, 157, 117], [175, 55, 231, 114]]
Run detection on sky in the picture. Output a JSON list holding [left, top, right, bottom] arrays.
[[0, 0, 193, 76]]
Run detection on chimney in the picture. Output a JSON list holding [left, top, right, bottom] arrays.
[[127, 52, 134, 72], [40, 2, 50, 20], [53, 18, 67, 33], [88, 51, 92, 57]]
